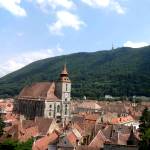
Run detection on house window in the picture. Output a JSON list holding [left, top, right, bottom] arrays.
[[49, 105, 52, 109], [65, 104, 67, 115], [66, 84, 68, 91], [57, 105, 60, 113], [49, 111, 51, 116]]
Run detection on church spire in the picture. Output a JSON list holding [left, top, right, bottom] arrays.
[[61, 64, 68, 76], [59, 64, 70, 82]]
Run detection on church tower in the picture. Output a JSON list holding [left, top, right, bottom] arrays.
[[56, 64, 71, 124]]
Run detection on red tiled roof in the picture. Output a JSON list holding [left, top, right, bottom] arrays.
[[89, 130, 108, 149], [32, 131, 59, 150], [85, 114, 100, 121], [111, 116, 134, 124], [67, 131, 78, 145], [35, 117, 54, 135], [78, 102, 101, 110], [19, 126, 39, 142]]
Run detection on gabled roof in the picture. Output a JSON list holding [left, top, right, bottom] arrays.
[[89, 130, 109, 149], [21, 117, 54, 135], [18, 82, 59, 101], [78, 102, 101, 110], [35, 117, 54, 135], [32, 131, 59, 150]]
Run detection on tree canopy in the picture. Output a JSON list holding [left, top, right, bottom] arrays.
[[0, 138, 33, 150], [0, 113, 5, 136], [139, 107, 150, 150]]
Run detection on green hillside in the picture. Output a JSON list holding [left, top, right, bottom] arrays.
[[0, 46, 150, 99]]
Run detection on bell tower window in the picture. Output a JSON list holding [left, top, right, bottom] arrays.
[[66, 84, 68, 91], [65, 104, 67, 115], [57, 105, 60, 113]]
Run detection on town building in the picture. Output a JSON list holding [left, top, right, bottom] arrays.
[[14, 65, 71, 123]]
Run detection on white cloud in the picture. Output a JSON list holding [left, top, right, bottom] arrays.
[[49, 10, 85, 35], [123, 41, 149, 48], [80, 0, 125, 14], [36, 0, 75, 10], [111, 0, 125, 14], [0, 0, 27, 16], [0, 47, 64, 77], [81, 0, 110, 7]]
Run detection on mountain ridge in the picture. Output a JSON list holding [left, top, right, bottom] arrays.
[[0, 46, 150, 99]]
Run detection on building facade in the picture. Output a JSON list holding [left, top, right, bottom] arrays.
[[14, 65, 71, 123]]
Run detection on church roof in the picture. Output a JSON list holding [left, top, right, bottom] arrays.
[[18, 82, 59, 101], [61, 64, 68, 75]]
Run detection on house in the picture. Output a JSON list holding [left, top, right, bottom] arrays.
[[76, 101, 102, 113], [111, 115, 134, 126], [32, 131, 59, 150]]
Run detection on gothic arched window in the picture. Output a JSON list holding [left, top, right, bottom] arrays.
[[66, 84, 68, 91], [65, 104, 67, 115], [57, 105, 60, 113]]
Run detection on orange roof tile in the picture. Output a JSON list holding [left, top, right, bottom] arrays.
[[67, 131, 78, 145], [89, 130, 108, 149], [111, 116, 134, 124], [32, 131, 59, 150]]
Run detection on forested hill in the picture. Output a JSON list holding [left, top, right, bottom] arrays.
[[0, 46, 150, 99]]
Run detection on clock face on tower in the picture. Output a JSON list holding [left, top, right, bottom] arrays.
[[65, 93, 68, 98]]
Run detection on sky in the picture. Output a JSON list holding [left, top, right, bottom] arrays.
[[0, 0, 150, 77]]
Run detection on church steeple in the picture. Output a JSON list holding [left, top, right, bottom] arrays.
[[59, 64, 70, 83], [61, 64, 68, 76], [56, 64, 71, 124]]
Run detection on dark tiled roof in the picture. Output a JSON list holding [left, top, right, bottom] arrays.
[[35, 117, 53, 135], [18, 82, 59, 101]]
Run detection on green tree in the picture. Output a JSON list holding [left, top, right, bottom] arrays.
[[16, 138, 34, 150], [139, 107, 150, 150], [0, 140, 18, 150], [0, 113, 5, 136], [0, 138, 33, 150]]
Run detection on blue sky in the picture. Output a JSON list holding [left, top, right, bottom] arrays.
[[0, 0, 150, 77]]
